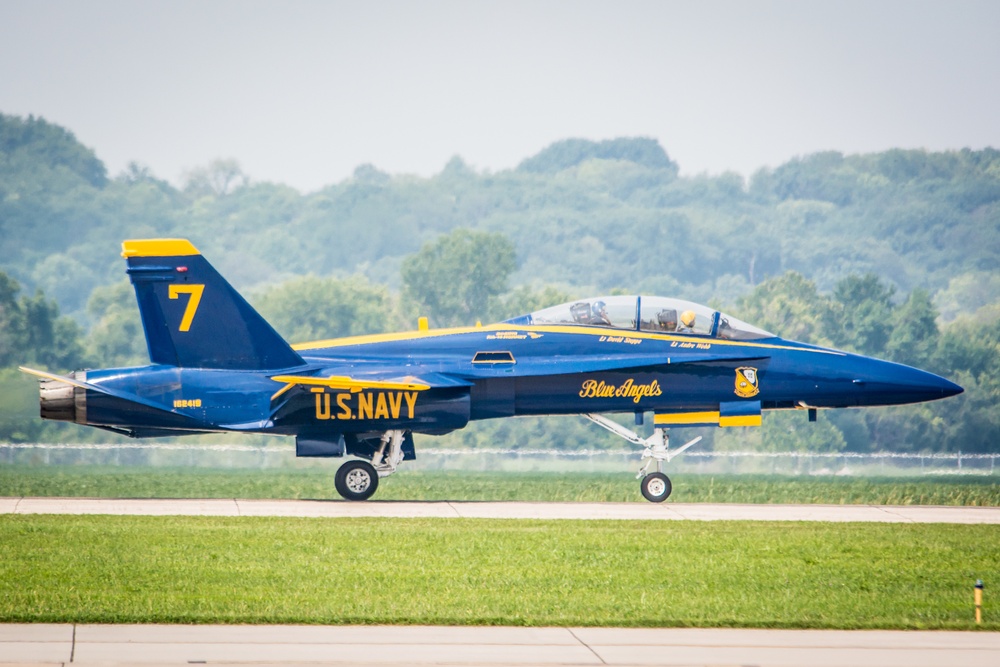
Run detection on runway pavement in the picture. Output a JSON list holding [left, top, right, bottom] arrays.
[[2, 496, 1000, 523], [2, 624, 1000, 667], [4, 502, 999, 665]]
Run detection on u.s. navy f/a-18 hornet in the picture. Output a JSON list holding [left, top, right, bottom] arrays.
[[21, 239, 963, 502]]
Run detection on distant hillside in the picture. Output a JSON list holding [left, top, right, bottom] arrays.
[[1, 112, 998, 321]]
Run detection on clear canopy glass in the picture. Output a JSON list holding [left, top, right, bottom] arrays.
[[505, 295, 775, 341]]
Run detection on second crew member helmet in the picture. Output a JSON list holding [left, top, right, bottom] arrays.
[[681, 310, 697, 328]]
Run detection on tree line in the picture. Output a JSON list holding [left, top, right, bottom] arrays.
[[0, 112, 997, 452]]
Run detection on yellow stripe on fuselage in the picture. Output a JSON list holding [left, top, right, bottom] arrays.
[[121, 239, 200, 258], [293, 324, 844, 356], [654, 412, 720, 426]]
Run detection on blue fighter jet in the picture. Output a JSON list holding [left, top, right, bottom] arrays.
[[21, 239, 963, 502]]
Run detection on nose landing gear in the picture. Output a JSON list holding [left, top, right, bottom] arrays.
[[583, 414, 702, 503]]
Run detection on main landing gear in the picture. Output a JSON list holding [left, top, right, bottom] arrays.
[[334, 430, 408, 501], [583, 414, 702, 503]]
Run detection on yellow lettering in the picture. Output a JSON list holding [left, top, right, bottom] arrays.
[[403, 392, 418, 418], [580, 378, 663, 403], [616, 378, 634, 398], [374, 393, 389, 419], [314, 392, 331, 420], [167, 284, 205, 332], [388, 392, 403, 419], [337, 393, 352, 419], [358, 392, 374, 420]]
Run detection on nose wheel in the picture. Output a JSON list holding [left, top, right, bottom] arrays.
[[641, 472, 672, 502]]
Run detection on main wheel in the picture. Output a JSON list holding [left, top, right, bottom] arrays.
[[335, 460, 380, 501], [640, 472, 672, 502]]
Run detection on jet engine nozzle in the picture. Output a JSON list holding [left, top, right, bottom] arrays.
[[39, 372, 87, 423]]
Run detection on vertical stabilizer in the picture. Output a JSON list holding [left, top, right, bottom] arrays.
[[122, 239, 305, 370]]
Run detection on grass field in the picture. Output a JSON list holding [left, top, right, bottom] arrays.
[[1, 514, 997, 629], [1, 465, 998, 505]]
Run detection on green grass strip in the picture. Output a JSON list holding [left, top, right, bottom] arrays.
[[1, 515, 997, 629], [1, 466, 998, 505]]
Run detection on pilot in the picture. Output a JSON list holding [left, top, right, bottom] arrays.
[[591, 300, 611, 325], [657, 310, 677, 331], [678, 310, 697, 333]]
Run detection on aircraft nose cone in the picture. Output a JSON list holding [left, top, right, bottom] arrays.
[[855, 358, 963, 406], [937, 376, 965, 399]]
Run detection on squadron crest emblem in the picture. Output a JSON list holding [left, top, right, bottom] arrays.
[[734, 367, 760, 398]]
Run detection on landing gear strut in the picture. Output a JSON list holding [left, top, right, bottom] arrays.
[[334, 429, 408, 501], [583, 414, 702, 503]]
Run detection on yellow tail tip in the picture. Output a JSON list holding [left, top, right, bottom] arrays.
[[121, 239, 200, 258]]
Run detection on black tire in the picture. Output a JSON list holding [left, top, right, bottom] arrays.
[[640, 472, 672, 502], [335, 460, 379, 501]]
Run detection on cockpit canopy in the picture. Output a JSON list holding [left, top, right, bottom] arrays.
[[504, 295, 775, 341]]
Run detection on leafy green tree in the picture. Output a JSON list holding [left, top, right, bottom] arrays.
[[933, 271, 1000, 324], [254, 274, 399, 343], [734, 272, 837, 345], [85, 281, 147, 367], [831, 273, 896, 355], [886, 288, 939, 368], [0, 114, 109, 266], [20, 290, 87, 370], [517, 137, 679, 176], [0, 272, 27, 367], [0, 270, 86, 371], [181, 159, 248, 198], [0, 113, 106, 187], [493, 285, 575, 322], [401, 229, 517, 327], [920, 318, 1000, 453]]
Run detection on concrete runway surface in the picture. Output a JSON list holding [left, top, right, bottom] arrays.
[[3, 497, 1000, 523], [2, 624, 1000, 667]]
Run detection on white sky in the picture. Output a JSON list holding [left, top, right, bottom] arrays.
[[1, 0, 998, 192]]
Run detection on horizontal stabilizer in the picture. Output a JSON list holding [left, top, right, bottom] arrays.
[[19, 366, 209, 431], [19, 366, 167, 412]]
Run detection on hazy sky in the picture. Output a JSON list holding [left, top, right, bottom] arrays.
[[1, 0, 998, 192]]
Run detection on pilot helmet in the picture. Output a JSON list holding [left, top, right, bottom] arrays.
[[593, 300, 607, 314], [657, 309, 677, 329], [681, 310, 696, 328]]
